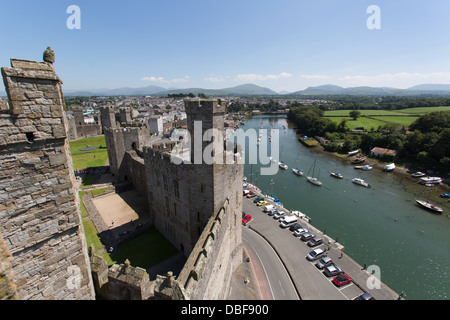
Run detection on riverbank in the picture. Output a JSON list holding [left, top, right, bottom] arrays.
[[290, 128, 450, 193]]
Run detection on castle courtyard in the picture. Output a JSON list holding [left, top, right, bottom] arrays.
[[91, 190, 148, 238]]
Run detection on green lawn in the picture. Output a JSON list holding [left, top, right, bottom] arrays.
[[69, 136, 109, 170], [370, 116, 419, 127], [325, 116, 387, 130], [396, 106, 450, 115], [111, 229, 179, 269]]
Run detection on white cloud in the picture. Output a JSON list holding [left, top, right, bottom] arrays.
[[142, 75, 190, 83], [234, 72, 292, 82]]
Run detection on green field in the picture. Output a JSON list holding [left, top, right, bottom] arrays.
[[69, 136, 109, 169], [325, 116, 388, 130], [323, 106, 450, 130], [396, 106, 450, 115]]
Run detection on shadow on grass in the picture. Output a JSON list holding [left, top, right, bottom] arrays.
[[111, 228, 179, 270]]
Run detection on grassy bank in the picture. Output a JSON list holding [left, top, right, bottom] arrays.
[[69, 136, 108, 169]]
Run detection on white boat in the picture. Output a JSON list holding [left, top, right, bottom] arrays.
[[415, 200, 443, 214], [292, 210, 311, 222], [269, 157, 278, 163], [292, 168, 303, 176], [279, 161, 288, 170], [362, 165, 372, 171], [348, 149, 360, 156], [419, 177, 442, 185], [411, 172, 426, 178], [307, 176, 322, 186], [352, 178, 370, 188], [384, 163, 395, 172], [306, 159, 322, 186]]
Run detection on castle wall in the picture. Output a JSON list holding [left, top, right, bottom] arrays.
[[104, 126, 150, 181], [0, 59, 95, 299]]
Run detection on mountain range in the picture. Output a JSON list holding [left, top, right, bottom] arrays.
[[3, 83, 450, 97]]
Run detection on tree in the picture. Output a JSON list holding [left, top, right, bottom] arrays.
[[349, 110, 361, 120]]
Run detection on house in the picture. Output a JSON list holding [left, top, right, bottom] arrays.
[[370, 147, 397, 158]]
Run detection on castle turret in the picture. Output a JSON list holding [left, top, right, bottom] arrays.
[[0, 58, 95, 299]]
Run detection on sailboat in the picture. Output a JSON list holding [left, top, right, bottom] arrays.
[[415, 186, 443, 214], [307, 159, 322, 186], [292, 152, 303, 176]]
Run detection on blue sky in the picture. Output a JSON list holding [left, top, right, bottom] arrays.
[[1, 0, 450, 93]]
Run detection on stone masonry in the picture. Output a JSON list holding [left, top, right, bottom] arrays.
[[0, 58, 95, 299]]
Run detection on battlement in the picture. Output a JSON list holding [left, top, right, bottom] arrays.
[[184, 98, 226, 115], [0, 56, 95, 300]]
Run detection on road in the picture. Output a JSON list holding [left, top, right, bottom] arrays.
[[243, 227, 299, 300], [242, 191, 400, 300], [243, 197, 360, 300]]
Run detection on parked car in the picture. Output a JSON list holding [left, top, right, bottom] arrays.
[[307, 236, 323, 247], [243, 189, 251, 195], [273, 211, 286, 220], [293, 227, 308, 237], [332, 273, 352, 287], [247, 193, 257, 198], [306, 248, 325, 261], [289, 223, 302, 231], [242, 214, 252, 224], [256, 200, 268, 206], [315, 256, 333, 269], [267, 209, 278, 216], [323, 264, 343, 277], [253, 197, 264, 203], [354, 292, 375, 300], [300, 232, 315, 241]]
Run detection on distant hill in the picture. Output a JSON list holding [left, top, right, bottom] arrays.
[[13, 82, 450, 98], [290, 84, 450, 97], [63, 83, 278, 97]]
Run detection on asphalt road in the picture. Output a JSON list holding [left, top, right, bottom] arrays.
[[243, 197, 363, 300], [243, 227, 299, 300]]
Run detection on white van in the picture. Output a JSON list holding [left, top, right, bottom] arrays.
[[263, 205, 275, 212], [280, 215, 297, 228]]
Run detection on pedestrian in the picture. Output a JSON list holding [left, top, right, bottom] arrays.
[[111, 220, 115, 227]]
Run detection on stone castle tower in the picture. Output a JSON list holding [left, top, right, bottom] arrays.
[[0, 58, 95, 299]]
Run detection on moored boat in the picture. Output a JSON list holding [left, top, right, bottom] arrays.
[[384, 163, 395, 172], [362, 165, 373, 171], [348, 149, 360, 156], [307, 159, 322, 186], [419, 176, 442, 185], [352, 177, 370, 188], [307, 176, 322, 186], [440, 193, 450, 198], [292, 168, 303, 176], [279, 161, 288, 170], [411, 172, 426, 178], [330, 172, 343, 179], [415, 200, 443, 214], [352, 156, 366, 164]]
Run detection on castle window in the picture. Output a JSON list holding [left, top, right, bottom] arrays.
[[163, 175, 168, 191], [26, 132, 35, 144], [174, 180, 179, 198], [165, 196, 170, 216]]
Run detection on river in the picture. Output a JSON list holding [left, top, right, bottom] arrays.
[[232, 114, 450, 300]]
